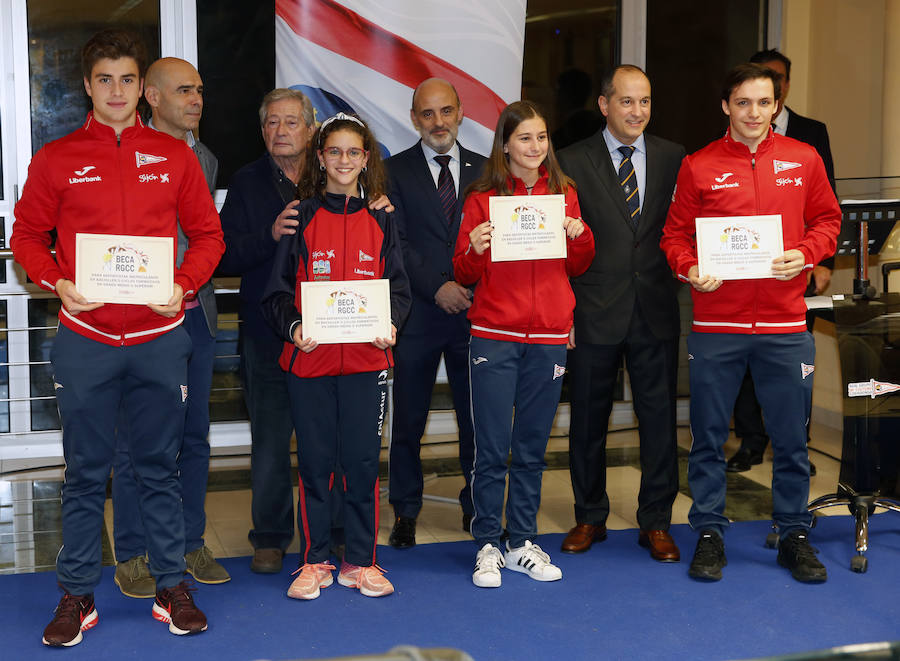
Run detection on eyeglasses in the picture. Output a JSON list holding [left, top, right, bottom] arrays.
[[321, 147, 367, 162]]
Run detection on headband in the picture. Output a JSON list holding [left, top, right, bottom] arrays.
[[318, 112, 366, 148]]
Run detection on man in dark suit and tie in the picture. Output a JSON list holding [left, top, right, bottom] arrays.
[[557, 65, 685, 561], [726, 49, 837, 474], [386, 78, 487, 547]]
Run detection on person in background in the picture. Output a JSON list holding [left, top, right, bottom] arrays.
[[726, 48, 837, 475], [218, 89, 315, 574], [386, 78, 486, 548], [112, 56, 230, 599]]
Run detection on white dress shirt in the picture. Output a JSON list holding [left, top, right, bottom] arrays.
[[420, 141, 461, 195]]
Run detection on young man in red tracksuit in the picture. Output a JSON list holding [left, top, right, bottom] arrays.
[[660, 63, 840, 583], [11, 29, 223, 646]]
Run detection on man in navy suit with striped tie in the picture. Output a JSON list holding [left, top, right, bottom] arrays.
[[557, 65, 685, 561], [386, 78, 487, 547]]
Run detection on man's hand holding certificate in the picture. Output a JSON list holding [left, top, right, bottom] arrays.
[[75, 233, 174, 305], [690, 215, 806, 292]]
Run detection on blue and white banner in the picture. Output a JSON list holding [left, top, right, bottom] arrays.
[[274, 0, 526, 157]]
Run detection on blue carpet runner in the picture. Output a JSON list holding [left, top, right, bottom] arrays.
[[3, 515, 900, 660]]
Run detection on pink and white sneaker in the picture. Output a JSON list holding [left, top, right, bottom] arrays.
[[286, 562, 336, 600], [337, 561, 394, 597]]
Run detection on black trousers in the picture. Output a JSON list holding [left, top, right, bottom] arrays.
[[389, 324, 474, 519], [568, 303, 679, 531]]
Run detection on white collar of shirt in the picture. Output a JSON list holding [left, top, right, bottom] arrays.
[[421, 141, 461, 193], [772, 106, 790, 136], [147, 117, 196, 148], [603, 127, 647, 208]]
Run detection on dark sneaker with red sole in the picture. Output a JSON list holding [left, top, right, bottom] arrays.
[[152, 581, 208, 635], [42, 592, 98, 646]]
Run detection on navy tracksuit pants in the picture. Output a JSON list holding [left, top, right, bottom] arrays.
[[112, 306, 216, 559], [687, 331, 815, 538], [51, 324, 191, 594], [468, 337, 567, 550], [287, 370, 387, 568]]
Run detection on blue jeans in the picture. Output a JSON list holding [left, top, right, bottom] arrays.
[[687, 332, 815, 538], [112, 306, 216, 559], [52, 325, 190, 594], [468, 337, 566, 549]]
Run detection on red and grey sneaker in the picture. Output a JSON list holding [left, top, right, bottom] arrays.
[[42, 592, 98, 647], [152, 581, 208, 635]]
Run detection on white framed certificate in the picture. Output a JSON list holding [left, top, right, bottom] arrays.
[[301, 279, 391, 344], [488, 194, 567, 262], [75, 233, 174, 304], [696, 215, 784, 280]]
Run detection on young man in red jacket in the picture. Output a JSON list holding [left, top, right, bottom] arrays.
[[11, 29, 223, 646], [661, 63, 840, 583]]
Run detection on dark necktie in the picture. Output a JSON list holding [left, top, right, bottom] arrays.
[[617, 145, 640, 226], [434, 155, 457, 225]]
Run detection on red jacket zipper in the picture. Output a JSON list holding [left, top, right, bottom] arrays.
[[117, 133, 128, 345]]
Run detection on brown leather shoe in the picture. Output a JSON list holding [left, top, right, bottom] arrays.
[[250, 547, 284, 574], [561, 523, 607, 553], [638, 530, 680, 562]]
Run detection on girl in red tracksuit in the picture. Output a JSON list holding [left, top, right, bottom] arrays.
[[263, 113, 410, 600], [453, 100, 595, 588]]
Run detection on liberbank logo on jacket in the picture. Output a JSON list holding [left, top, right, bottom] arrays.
[[711, 172, 739, 191], [69, 165, 102, 185]]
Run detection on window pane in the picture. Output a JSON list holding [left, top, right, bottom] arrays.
[[27, 298, 59, 431], [198, 1, 275, 189], [26, 1, 160, 155], [0, 113, 4, 201], [0, 218, 6, 285], [211, 292, 247, 422], [647, 0, 762, 154], [522, 1, 617, 151], [0, 301, 8, 433]]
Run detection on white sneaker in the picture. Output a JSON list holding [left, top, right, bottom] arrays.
[[505, 540, 562, 582], [472, 543, 505, 588]]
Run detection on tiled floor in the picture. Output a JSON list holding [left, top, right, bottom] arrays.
[[0, 412, 852, 575]]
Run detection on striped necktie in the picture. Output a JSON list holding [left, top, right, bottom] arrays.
[[618, 145, 640, 226], [434, 155, 457, 225]]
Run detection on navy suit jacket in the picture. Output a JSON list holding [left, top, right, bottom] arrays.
[[785, 106, 835, 192], [386, 142, 486, 335], [558, 131, 685, 344], [785, 107, 836, 269], [218, 154, 290, 350]]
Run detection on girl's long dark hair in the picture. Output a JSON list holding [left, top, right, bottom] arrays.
[[468, 100, 573, 197], [297, 114, 387, 201]]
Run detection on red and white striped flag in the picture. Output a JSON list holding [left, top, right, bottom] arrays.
[[275, 0, 525, 157]]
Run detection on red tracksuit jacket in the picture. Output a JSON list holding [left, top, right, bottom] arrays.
[[661, 128, 840, 334], [453, 172, 595, 344], [11, 113, 224, 346], [262, 192, 411, 378]]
